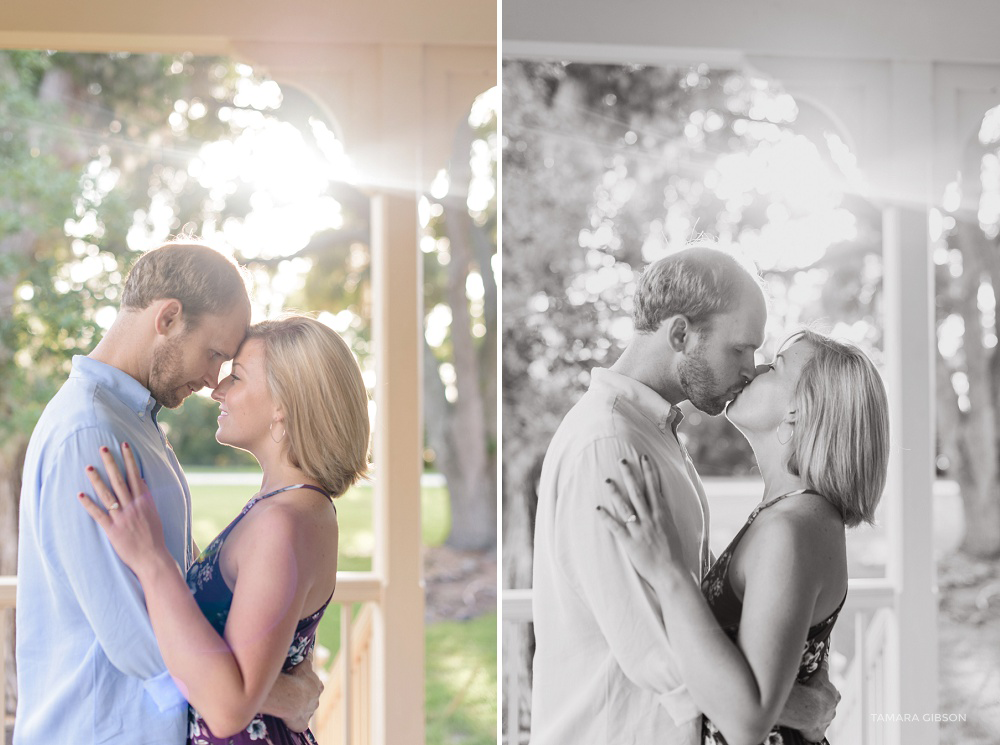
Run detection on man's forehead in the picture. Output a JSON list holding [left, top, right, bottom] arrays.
[[202, 312, 249, 357], [732, 287, 767, 345], [223, 328, 249, 358], [715, 307, 766, 346]]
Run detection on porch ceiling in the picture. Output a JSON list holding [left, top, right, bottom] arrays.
[[504, 0, 1000, 65], [0, 0, 494, 51]]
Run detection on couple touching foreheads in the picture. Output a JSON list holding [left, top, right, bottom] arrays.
[[532, 245, 889, 745], [16, 242, 371, 745]]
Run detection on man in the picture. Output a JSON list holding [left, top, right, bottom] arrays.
[[15, 242, 321, 745], [531, 246, 839, 744]]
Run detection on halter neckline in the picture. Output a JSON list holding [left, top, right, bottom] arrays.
[[256, 483, 331, 501], [751, 487, 822, 517]]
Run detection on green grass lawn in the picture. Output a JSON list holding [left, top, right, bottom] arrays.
[[425, 613, 498, 745], [189, 475, 495, 744]]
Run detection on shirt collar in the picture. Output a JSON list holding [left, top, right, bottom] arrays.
[[589, 367, 685, 436], [70, 355, 158, 420]]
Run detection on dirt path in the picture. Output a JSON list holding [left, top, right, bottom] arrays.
[[424, 546, 497, 623]]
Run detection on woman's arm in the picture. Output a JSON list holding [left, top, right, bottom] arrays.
[[190, 497, 322, 729], [648, 522, 820, 744], [79, 444, 328, 738], [598, 457, 828, 745]]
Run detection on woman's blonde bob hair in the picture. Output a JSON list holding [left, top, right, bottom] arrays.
[[784, 329, 890, 527], [246, 314, 371, 498]]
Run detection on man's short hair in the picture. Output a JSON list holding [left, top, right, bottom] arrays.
[[120, 242, 250, 326], [632, 245, 762, 333]]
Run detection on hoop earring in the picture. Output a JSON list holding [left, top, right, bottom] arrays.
[[269, 421, 286, 444], [777, 423, 793, 446]]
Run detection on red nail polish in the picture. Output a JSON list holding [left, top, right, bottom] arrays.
[[100, 446, 109, 453], [86, 465, 95, 472], [123, 442, 130, 450]]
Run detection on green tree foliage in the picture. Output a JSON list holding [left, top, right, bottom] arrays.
[[501, 57, 891, 741], [0, 49, 288, 713], [287, 101, 499, 552], [0, 50, 264, 442], [502, 60, 886, 510], [0, 52, 99, 438], [159, 394, 257, 467], [935, 186, 1000, 557]]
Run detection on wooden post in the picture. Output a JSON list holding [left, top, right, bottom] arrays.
[[881, 60, 939, 745], [370, 43, 426, 740], [371, 188, 426, 745]]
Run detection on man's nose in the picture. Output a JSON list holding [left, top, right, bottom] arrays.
[[203, 361, 225, 389], [752, 362, 772, 378], [737, 359, 758, 385]]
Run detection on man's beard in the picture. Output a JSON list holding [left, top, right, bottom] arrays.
[[678, 346, 731, 416], [148, 336, 188, 409]]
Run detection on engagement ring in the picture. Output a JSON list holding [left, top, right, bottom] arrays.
[[625, 514, 638, 524], [108, 501, 120, 511]]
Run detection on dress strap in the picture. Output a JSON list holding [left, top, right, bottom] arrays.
[[199, 484, 336, 563], [751, 488, 822, 518], [258, 483, 331, 500], [254, 483, 335, 513]]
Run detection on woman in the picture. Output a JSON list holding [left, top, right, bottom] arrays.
[[78, 314, 370, 744], [598, 329, 890, 745]]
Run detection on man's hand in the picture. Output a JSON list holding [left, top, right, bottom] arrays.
[[259, 652, 324, 732], [283, 658, 324, 732], [776, 660, 841, 742]]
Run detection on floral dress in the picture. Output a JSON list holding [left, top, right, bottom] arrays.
[[700, 490, 846, 745], [185, 484, 334, 745]]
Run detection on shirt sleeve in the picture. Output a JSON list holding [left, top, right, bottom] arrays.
[[552, 438, 701, 726], [35, 426, 187, 713]]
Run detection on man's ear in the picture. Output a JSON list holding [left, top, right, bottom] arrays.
[[664, 315, 692, 353], [152, 299, 185, 337]]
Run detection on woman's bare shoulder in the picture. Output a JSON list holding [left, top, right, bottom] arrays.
[[740, 497, 847, 617]]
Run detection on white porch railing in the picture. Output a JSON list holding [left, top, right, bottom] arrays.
[[313, 594, 379, 743], [0, 573, 380, 743], [502, 579, 896, 745]]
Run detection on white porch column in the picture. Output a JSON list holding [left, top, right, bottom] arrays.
[[371, 190, 426, 745], [370, 44, 426, 745], [881, 60, 939, 745]]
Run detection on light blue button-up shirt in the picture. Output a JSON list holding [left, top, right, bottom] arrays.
[[15, 356, 193, 745]]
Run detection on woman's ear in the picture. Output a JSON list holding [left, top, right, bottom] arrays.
[[777, 416, 796, 446]]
